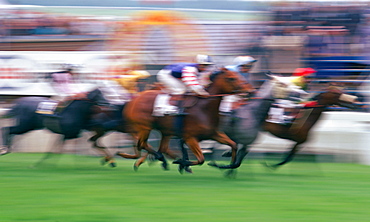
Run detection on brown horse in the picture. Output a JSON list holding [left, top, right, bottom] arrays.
[[262, 86, 360, 168], [116, 68, 254, 170]]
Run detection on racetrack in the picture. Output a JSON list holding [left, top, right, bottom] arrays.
[[1, 153, 369, 222]]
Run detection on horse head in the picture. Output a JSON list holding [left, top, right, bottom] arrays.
[[318, 86, 359, 109], [208, 67, 254, 95]]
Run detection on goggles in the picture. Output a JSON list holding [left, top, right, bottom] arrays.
[[240, 64, 253, 69]]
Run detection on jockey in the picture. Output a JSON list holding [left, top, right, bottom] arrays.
[[220, 56, 257, 114], [268, 68, 316, 124], [51, 64, 85, 99], [154, 54, 214, 115], [51, 64, 88, 113], [156, 54, 214, 96], [113, 70, 150, 95], [291, 67, 316, 91], [225, 56, 257, 86], [93, 63, 151, 131], [99, 59, 150, 106]]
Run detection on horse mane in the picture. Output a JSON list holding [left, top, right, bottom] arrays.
[[255, 77, 274, 99], [145, 82, 166, 91], [327, 85, 344, 94], [209, 67, 227, 82], [87, 88, 110, 106]]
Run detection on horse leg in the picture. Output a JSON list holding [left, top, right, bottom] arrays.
[[88, 128, 106, 149], [173, 137, 204, 167], [158, 136, 179, 160], [1, 125, 29, 155], [207, 131, 240, 169], [32, 135, 66, 167], [117, 130, 166, 170], [133, 134, 172, 171], [89, 129, 116, 168], [0, 126, 13, 155], [222, 144, 251, 178], [266, 142, 302, 169], [116, 132, 143, 159], [137, 131, 167, 170], [177, 138, 193, 174]]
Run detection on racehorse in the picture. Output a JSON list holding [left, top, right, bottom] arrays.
[[0, 88, 125, 166], [202, 75, 309, 172], [116, 67, 254, 170], [209, 83, 359, 175], [261, 85, 359, 168]]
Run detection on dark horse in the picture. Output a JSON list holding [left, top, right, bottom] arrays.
[[0, 88, 124, 166], [209, 83, 359, 175], [261, 85, 359, 168], [116, 68, 254, 171]]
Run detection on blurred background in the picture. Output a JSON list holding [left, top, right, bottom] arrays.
[[0, 0, 369, 164]]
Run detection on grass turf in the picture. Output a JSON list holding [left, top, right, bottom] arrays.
[[0, 153, 369, 222]]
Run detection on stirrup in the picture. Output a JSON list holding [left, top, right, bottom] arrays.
[[176, 108, 188, 116]]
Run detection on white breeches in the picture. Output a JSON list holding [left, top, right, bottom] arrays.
[[157, 69, 187, 95], [219, 95, 241, 113], [99, 80, 131, 105]]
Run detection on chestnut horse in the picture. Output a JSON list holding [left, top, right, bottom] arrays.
[[262, 86, 359, 168], [116, 68, 254, 170]]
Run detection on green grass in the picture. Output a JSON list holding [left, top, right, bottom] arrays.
[[1, 153, 369, 222]]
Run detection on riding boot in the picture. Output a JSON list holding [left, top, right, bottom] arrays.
[[177, 98, 187, 116]]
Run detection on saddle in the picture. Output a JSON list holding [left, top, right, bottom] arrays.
[[152, 94, 198, 117]]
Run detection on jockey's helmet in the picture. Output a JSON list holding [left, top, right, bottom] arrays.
[[293, 68, 316, 77], [62, 63, 79, 73], [195, 54, 214, 65], [233, 56, 257, 67]]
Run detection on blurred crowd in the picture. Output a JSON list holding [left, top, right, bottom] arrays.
[[1, 3, 370, 59], [0, 9, 113, 37], [265, 2, 366, 57]]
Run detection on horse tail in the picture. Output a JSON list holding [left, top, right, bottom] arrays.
[[0, 106, 17, 118]]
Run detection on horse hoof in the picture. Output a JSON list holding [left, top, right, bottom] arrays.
[[0, 147, 10, 156], [221, 150, 232, 157], [224, 169, 237, 179], [207, 161, 218, 168], [161, 162, 169, 171], [134, 161, 140, 171], [178, 165, 185, 174], [261, 161, 279, 171], [184, 166, 193, 174], [148, 154, 156, 162], [100, 158, 108, 166], [109, 162, 117, 168]]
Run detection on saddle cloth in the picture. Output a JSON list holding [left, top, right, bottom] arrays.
[[266, 107, 289, 124], [35, 101, 59, 115], [152, 94, 179, 116]]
